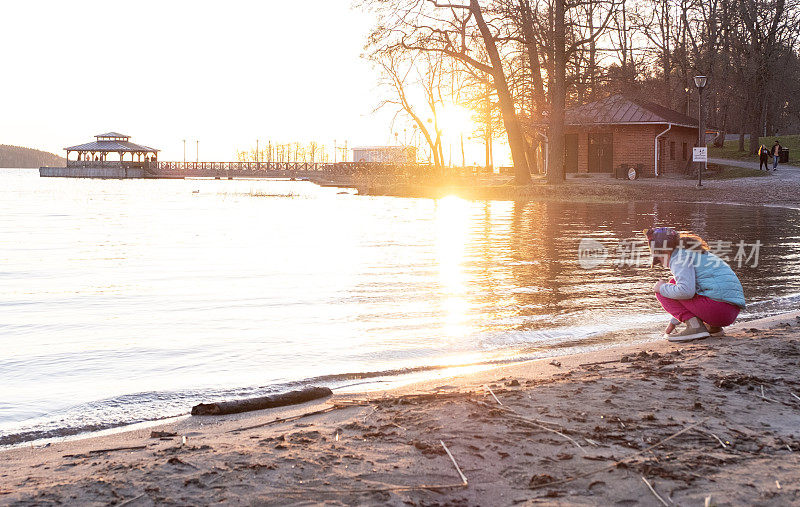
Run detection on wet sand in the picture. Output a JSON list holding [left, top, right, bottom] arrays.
[[2, 312, 799, 505]]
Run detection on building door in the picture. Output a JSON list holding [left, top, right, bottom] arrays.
[[564, 134, 578, 173], [588, 133, 613, 172]]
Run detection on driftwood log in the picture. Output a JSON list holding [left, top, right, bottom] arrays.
[[191, 386, 333, 416]]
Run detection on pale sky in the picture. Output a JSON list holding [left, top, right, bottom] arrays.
[[1, 1, 404, 161]]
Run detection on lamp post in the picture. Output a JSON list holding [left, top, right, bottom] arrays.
[[182, 139, 186, 164], [694, 75, 707, 187], [196, 140, 199, 163]]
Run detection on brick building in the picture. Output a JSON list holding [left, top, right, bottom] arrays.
[[352, 146, 416, 164], [543, 94, 699, 177]]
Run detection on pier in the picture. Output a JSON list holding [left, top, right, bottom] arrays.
[[39, 132, 433, 180], [39, 160, 433, 180], [148, 161, 328, 179]]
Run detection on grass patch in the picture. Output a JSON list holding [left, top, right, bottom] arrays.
[[704, 164, 771, 180], [708, 134, 800, 166]]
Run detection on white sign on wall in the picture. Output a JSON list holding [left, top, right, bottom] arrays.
[[693, 147, 708, 162]]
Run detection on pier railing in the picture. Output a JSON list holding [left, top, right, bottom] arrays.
[[155, 161, 326, 173], [148, 161, 440, 178], [67, 160, 149, 169], [142, 161, 496, 181]]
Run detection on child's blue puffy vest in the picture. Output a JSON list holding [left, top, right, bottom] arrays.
[[672, 249, 746, 309]]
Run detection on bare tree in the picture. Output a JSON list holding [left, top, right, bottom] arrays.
[[364, 0, 533, 183], [368, 47, 447, 169]]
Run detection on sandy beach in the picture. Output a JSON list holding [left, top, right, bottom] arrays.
[[2, 311, 799, 506]]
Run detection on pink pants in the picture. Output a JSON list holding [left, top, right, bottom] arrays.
[[656, 279, 740, 327]]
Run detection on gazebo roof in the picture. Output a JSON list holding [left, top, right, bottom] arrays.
[[65, 132, 159, 152], [95, 132, 130, 139], [564, 94, 698, 127]]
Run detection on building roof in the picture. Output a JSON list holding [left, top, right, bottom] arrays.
[[352, 146, 413, 151], [564, 94, 698, 127], [65, 140, 159, 152], [96, 132, 130, 139]]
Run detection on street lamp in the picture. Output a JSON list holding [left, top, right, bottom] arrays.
[[182, 139, 186, 164], [694, 75, 707, 187]]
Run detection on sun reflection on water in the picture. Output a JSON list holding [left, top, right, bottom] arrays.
[[435, 195, 473, 338]]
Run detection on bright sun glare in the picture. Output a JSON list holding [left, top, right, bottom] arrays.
[[435, 195, 472, 338], [438, 105, 474, 137]]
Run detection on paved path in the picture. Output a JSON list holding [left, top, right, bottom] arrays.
[[710, 157, 797, 172], [710, 158, 800, 187]]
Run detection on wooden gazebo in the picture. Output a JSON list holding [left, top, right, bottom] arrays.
[[65, 132, 159, 169]]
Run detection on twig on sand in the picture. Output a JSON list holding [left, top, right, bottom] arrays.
[[791, 392, 800, 402], [276, 441, 468, 496], [579, 359, 621, 368], [64, 445, 147, 458], [704, 495, 712, 507], [697, 430, 727, 449], [441, 440, 468, 485], [116, 493, 146, 506], [528, 418, 709, 490], [363, 406, 378, 422], [227, 406, 337, 433], [499, 406, 586, 454], [92, 445, 147, 454], [279, 481, 468, 496], [757, 384, 788, 404], [332, 400, 372, 406], [485, 385, 503, 405], [757, 391, 783, 404], [477, 396, 586, 454], [641, 476, 669, 506]]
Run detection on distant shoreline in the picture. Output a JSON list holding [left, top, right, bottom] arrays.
[[0, 146, 64, 169], [311, 170, 800, 209]]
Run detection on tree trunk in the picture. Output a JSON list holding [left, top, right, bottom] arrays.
[[749, 94, 766, 155], [547, 0, 566, 184], [661, 0, 671, 107], [520, 0, 546, 114], [714, 101, 728, 148], [191, 387, 332, 416], [472, 0, 531, 184]]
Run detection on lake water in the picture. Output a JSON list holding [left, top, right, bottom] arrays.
[[1, 168, 799, 446]]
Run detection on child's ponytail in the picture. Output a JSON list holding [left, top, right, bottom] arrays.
[[678, 233, 709, 252]]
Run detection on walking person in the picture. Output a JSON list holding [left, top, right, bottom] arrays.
[[772, 140, 783, 171], [759, 144, 771, 171], [644, 227, 746, 343]]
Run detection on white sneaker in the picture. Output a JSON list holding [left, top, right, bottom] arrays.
[[667, 326, 710, 342]]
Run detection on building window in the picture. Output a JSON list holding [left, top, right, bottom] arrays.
[[682, 142, 688, 160], [670, 141, 675, 160]]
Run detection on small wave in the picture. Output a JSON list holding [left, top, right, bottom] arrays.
[[0, 341, 604, 448], [0, 363, 486, 447], [2, 301, 789, 448]]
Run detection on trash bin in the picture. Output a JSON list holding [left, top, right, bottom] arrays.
[[780, 148, 789, 164], [615, 165, 640, 180]]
